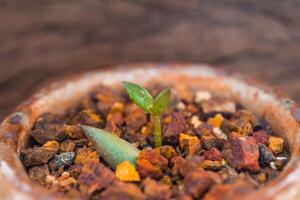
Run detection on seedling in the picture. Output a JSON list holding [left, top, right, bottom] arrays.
[[123, 82, 171, 147]]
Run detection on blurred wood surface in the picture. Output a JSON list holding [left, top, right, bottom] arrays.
[[0, 0, 300, 120]]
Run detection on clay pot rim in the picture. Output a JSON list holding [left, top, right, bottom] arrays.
[[0, 63, 300, 200]]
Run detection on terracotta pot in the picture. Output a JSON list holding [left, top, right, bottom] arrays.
[[0, 64, 300, 200]]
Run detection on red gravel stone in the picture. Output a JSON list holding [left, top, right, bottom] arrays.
[[142, 178, 171, 200], [252, 130, 268, 145], [78, 161, 115, 195], [184, 170, 214, 199], [223, 132, 260, 172], [162, 112, 187, 144], [204, 148, 223, 161]]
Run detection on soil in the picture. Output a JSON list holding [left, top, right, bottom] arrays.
[[20, 83, 290, 200]]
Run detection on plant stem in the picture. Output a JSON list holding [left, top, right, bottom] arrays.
[[153, 115, 162, 147]]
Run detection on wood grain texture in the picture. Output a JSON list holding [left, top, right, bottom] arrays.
[[0, 0, 300, 120]]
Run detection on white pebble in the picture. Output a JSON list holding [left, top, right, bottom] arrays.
[[195, 91, 212, 103], [270, 161, 277, 170], [190, 115, 202, 129], [176, 102, 186, 110], [275, 156, 288, 161], [213, 128, 228, 140]]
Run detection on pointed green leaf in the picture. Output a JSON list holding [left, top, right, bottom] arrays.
[[81, 125, 140, 169], [123, 81, 153, 113], [152, 88, 171, 116]]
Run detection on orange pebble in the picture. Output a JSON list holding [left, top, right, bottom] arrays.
[[268, 136, 284, 155], [179, 133, 201, 155], [207, 114, 224, 128], [115, 161, 141, 182]]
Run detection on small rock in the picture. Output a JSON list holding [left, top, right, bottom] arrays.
[[213, 128, 227, 140], [274, 156, 289, 170], [159, 145, 177, 160], [252, 130, 268, 145], [187, 104, 199, 114], [106, 111, 124, 136], [60, 140, 76, 153], [201, 135, 223, 150], [162, 112, 187, 144], [54, 152, 75, 168], [141, 126, 151, 137], [195, 123, 214, 137], [33, 113, 61, 129], [171, 156, 204, 177], [78, 161, 115, 195], [176, 102, 186, 111], [270, 161, 277, 170], [179, 133, 201, 156], [136, 159, 163, 179], [190, 115, 202, 129], [184, 170, 214, 199], [136, 148, 168, 179], [111, 102, 125, 113], [45, 175, 58, 186], [115, 161, 140, 182], [67, 165, 82, 178], [57, 172, 77, 189], [21, 140, 59, 167], [64, 125, 85, 139], [201, 160, 225, 171], [258, 144, 275, 166], [142, 178, 171, 200], [74, 147, 99, 165], [204, 148, 223, 161], [256, 172, 267, 183], [71, 109, 103, 127], [222, 118, 253, 136], [207, 114, 224, 128], [100, 181, 145, 200], [28, 165, 50, 185], [268, 136, 284, 155], [223, 132, 260, 172], [29, 125, 68, 144]]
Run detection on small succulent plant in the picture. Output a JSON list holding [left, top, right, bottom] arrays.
[[123, 81, 171, 147], [81, 125, 140, 169]]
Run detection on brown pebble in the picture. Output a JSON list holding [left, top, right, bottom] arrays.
[[28, 165, 50, 185], [74, 147, 100, 165], [21, 141, 59, 167]]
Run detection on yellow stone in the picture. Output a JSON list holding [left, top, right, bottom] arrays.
[[42, 140, 59, 151], [83, 109, 102, 122], [257, 172, 267, 183], [115, 161, 140, 182], [207, 114, 224, 128], [164, 116, 172, 123], [200, 159, 224, 170], [179, 133, 200, 155], [111, 102, 125, 113], [74, 148, 100, 165], [141, 126, 150, 136], [268, 136, 284, 155]]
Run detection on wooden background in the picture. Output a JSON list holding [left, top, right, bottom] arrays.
[[0, 0, 300, 120]]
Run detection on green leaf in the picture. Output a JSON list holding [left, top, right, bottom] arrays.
[[81, 125, 140, 169], [123, 81, 153, 113], [152, 88, 171, 116]]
